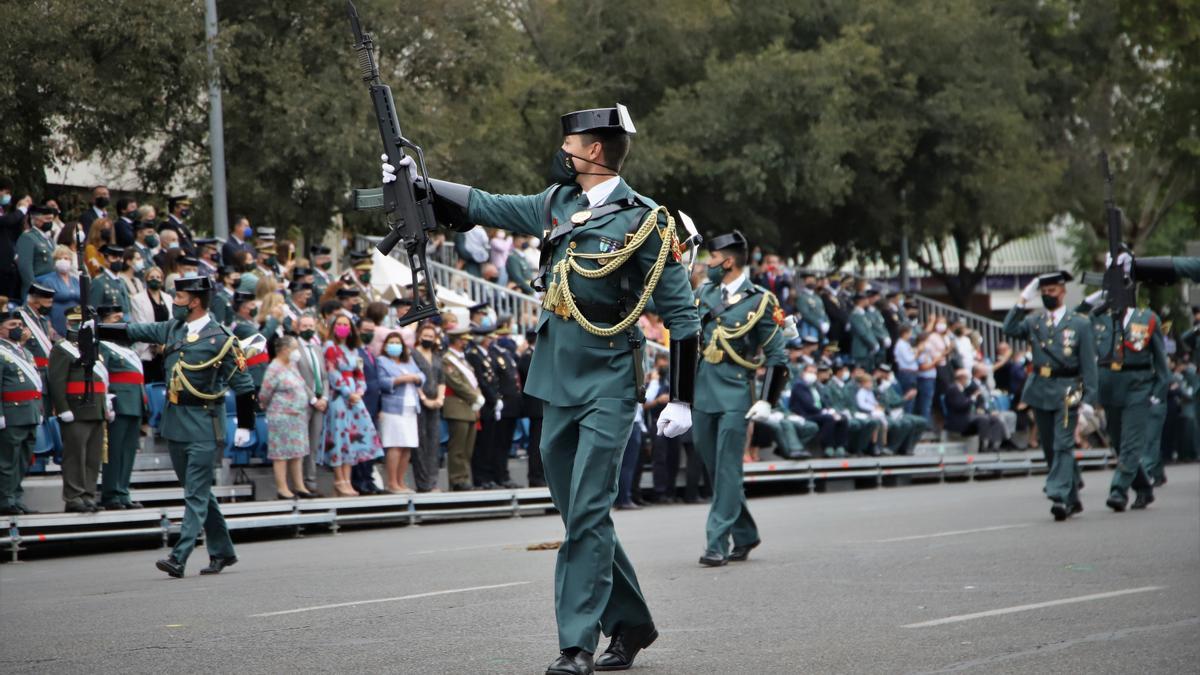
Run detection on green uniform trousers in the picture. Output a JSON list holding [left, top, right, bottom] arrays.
[[848, 417, 877, 454], [101, 415, 141, 505], [1104, 401, 1152, 497], [1032, 407, 1081, 505], [693, 409, 759, 558], [541, 398, 651, 653], [445, 419, 476, 487], [1141, 401, 1167, 482], [168, 440, 235, 565], [0, 424, 36, 510], [61, 420, 104, 507]]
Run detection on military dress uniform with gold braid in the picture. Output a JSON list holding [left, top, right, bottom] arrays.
[[425, 107, 701, 658], [99, 339, 147, 508], [1003, 281, 1098, 516], [1082, 303, 1169, 509], [0, 327, 44, 515], [693, 258, 787, 561], [17, 300, 54, 417], [48, 327, 110, 511], [102, 295, 256, 569]]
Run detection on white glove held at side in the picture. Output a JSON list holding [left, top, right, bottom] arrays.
[[656, 401, 692, 438]]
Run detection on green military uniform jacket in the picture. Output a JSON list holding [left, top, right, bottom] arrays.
[[125, 315, 254, 444], [849, 309, 878, 363], [466, 178, 699, 405], [1085, 306, 1170, 407], [866, 306, 889, 350], [506, 249, 536, 294], [210, 286, 234, 326], [312, 268, 332, 300], [18, 306, 53, 415], [694, 277, 787, 414], [100, 341, 146, 417], [90, 270, 132, 315], [0, 338, 44, 427], [794, 288, 828, 335], [48, 340, 107, 421], [16, 228, 54, 298], [1002, 305, 1099, 410]]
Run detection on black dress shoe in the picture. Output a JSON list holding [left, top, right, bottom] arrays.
[[295, 490, 319, 499], [728, 539, 761, 562], [546, 648, 594, 675], [1050, 501, 1070, 521], [156, 557, 185, 578], [528, 480, 548, 488], [1070, 501, 1084, 515], [501, 480, 524, 489], [65, 502, 90, 513], [614, 502, 641, 511], [1106, 493, 1127, 512], [450, 483, 475, 492], [199, 555, 238, 575], [1151, 476, 1166, 488], [698, 551, 727, 567], [276, 492, 297, 500], [123, 501, 144, 509], [85, 501, 105, 512], [1131, 491, 1155, 510], [100, 501, 127, 510], [0, 505, 20, 516], [595, 622, 658, 671]]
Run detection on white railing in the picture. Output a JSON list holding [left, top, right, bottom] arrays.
[[908, 294, 1021, 360]]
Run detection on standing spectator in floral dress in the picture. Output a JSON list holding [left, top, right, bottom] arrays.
[[259, 336, 315, 499], [322, 314, 383, 496]]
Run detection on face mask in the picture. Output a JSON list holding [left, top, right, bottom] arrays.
[[242, 226, 253, 238], [350, 303, 363, 315], [547, 147, 579, 185], [208, 252, 220, 262], [180, 208, 191, 218], [333, 324, 351, 339], [37, 220, 54, 232], [242, 264, 256, 273], [132, 260, 145, 272], [109, 260, 127, 272], [7, 327, 23, 342], [248, 307, 258, 319], [479, 315, 495, 330], [147, 279, 162, 290], [95, 197, 110, 209], [752, 251, 762, 263], [288, 349, 302, 364], [172, 303, 191, 321], [228, 277, 241, 290], [802, 372, 817, 385], [1041, 294, 1060, 310], [265, 256, 277, 267], [319, 261, 332, 271], [360, 330, 375, 344], [936, 322, 947, 333], [839, 372, 850, 382], [145, 234, 159, 248], [804, 282, 816, 291], [55, 259, 73, 273], [706, 262, 727, 284], [181, 271, 197, 279], [385, 343, 404, 358], [34, 304, 51, 316], [168, 241, 180, 250], [299, 329, 316, 341], [359, 272, 371, 284], [419, 339, 435, 350], [0, 194, 10, 206]]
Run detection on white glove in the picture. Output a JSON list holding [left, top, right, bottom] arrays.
[[1106, 251, 1133, 274], [766, 411, 784, 424], [820, 321, 830, 334], [883, 337, 892, 348], [1149, 395, 1161, 406], [381, 153, 417, 185], [105, 408, 115, 423], [745, 399, 773, 422], [656, 401, 692, 438], [234, 428, 253, 447], [59, 411, 75, 423], [1084, 290, 1105, 306], [0, 417, 6, 430], [471, 395, 485, 412], [494, 399, 503, 421], [1019, 278, 1040, 304], [781, 315, 799, 340]]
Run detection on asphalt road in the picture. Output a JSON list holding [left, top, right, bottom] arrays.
[[2, 467, 1197, 674]]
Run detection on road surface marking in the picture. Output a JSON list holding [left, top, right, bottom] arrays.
[[902, 586, 1164, 628], [854, 524, 1032, 544], [409, 541, 548, 555], [250, 581, 531, 617]]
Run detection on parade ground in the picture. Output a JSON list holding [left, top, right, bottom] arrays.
[[2, 467, 1197, 674]]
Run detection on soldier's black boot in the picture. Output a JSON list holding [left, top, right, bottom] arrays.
[[1050, 501, 1070, 521], [728, 539, 761, 562], [199, 555, 238, 575], [1131, 491, 1155, 510], [595, 622, 658, 671], [698, 551, 728, 567], [156, 556, 185, 578], [1106, 491, 1127, 512], [546, 648, 594, 675]]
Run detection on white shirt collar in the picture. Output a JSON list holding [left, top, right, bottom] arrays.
[[721, 269, 749, 298], [93, 206, 107, 218], [186, 314, 211, 335], [584, 176, 621, 208]]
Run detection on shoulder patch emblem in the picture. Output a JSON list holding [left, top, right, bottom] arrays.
[[773, 306, 786, 326]]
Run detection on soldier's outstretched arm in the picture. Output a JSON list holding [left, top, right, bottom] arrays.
[[466, 186, 554, 239], [119, 321, 174, 346]]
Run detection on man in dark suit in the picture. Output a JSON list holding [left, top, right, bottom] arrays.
[[517, 331, 545, 487], [113, 198, 138, 247], [880, 291, 904, 361], [943, 368, 1006, 451], [221, 215, 255, 265], [788, 362, 848, 457], [79, 185, 110, 236], [0, 178, 30, 300], [162, 195, 197, 256], [351, 318, 383, 494]]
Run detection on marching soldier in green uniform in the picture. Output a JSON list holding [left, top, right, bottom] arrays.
[[16, 204, 56, 299], [98, 305, 146, 510], [1003, 271, 1098, 520], [1077, 290, 1168, 511], [0, 310, 43, 515], [383, 103, 699, 674], [49, 307, 112, 513], [849, 292, 879, 370], [97, 276, 258, 578], [90, 244, 132, 315], [693, 230, 789, 567]]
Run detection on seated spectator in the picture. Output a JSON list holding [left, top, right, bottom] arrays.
[[259, 336, 315, 499], [789, 363, 849, 458], [35, 245, 80, 338], [944, 368, 1006, 451], [376, 332, 424, 494]]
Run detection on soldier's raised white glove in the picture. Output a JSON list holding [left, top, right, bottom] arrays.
[[781, 315, 799, 340], [59, 411, 75, 423], [1106, 251, 1133, 274], [656, 401, 692, 438], [471, 395, 485, 412], [494, 399, 503, 421], [381, 153, 417, 185], [1019, 278, 1040, 305], [745, 400, 773, 422], [1084, 290, 1105, 306], [234, 428, 253, 447]]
